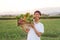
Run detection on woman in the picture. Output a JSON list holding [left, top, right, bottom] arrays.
[[21, 10, 44, 40]]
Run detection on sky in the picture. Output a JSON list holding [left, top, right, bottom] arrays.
[[0, 0, 60, 14]]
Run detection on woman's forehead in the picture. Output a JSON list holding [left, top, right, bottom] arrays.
[[34, 13, 40, 15]]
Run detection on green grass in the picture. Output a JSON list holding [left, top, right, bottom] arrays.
[[0, 19, 60, 40], [0, 20, 26, 40], [40, 19, 60, 40]]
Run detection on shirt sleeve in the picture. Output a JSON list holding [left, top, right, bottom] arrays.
[[38, 24, 44, 33]]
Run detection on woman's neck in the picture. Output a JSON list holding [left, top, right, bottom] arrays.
[[34, 20, 40, 23]]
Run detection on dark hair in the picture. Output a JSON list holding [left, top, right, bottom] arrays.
[[34, 10, 41, 16], [34, 10, 41, 19]]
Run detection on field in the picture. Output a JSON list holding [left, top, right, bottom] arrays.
[[0, 19, 60, 40]]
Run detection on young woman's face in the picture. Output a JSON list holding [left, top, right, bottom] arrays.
[[34, 13, 40, 20]]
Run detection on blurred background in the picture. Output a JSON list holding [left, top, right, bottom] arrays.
[[0, 0, 60, 40]]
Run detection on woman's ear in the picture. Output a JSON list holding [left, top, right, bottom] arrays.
[[33, 15, 35, 19]]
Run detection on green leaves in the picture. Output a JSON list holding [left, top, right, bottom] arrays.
[[24, 12, 30, 17], [26, 15, 33, 23], [16, 12, 33, 26], [16, 14, 24, 20]]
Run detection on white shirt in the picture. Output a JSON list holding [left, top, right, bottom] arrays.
[[27, 22, 44, 40]]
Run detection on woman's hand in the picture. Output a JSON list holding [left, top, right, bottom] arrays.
[[30, 23, 35, 28]]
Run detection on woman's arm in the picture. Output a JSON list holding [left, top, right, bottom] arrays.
[[33, 27, 42, 37], [30, 24, 42, 37]]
